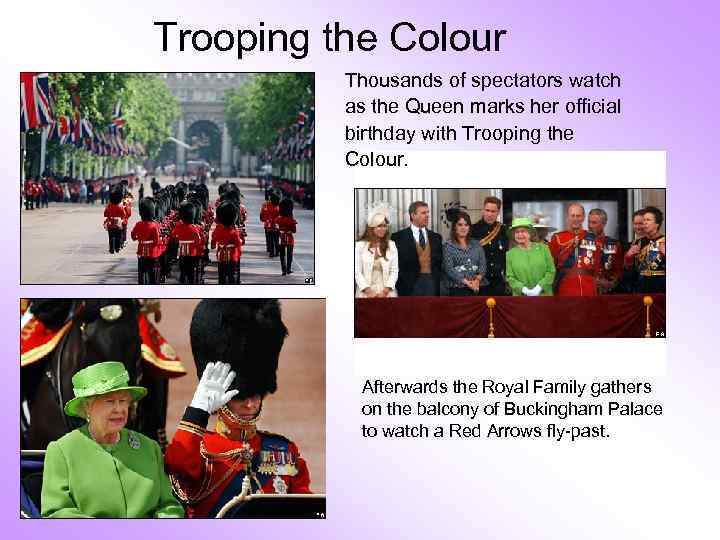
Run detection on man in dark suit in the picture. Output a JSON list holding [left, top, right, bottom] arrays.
[[391, 201, 443, 296]]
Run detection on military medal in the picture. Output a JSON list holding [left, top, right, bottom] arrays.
[[259, 449, 298, 476], [273, 475, 288, 494]]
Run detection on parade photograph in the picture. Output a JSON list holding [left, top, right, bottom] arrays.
[[20, 72, 315, 285], [20, 299, 326, 518], [354, 188, 666, 338]]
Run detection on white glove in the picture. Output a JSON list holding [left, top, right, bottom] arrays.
[[521, 286, 530, 296], [190, 362, 239, 414], [531, 284, 543, 296]]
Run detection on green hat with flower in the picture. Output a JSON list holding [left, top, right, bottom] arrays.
[[64, 361, 147, 418], [508, 216, 535, 236]]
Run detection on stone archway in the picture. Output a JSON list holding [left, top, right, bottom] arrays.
[[175, 114, 233, 176], [185, 120, 221, 167], [162, 73, 249, 177]]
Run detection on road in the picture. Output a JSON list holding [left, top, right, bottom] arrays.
[[21, 177, 314, 285]]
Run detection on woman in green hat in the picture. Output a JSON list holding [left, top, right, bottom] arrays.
[[41, 361, 184, 518], [505, 217, 556, 296]]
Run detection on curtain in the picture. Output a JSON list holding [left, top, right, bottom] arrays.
[[355, 295, 666, 338]]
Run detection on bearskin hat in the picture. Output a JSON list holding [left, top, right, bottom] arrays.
[[190, 300, 288, 399], [221, 190, 240, 205], [109, 188, 123, 205], [178, 201, 195, 224], [216, 200, 238, 227], [279, 198, 294, 217], [139, 198, 156, 221], [29, 299, 74, 328], [269, 192, 281, 206]]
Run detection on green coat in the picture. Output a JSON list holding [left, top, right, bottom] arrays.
[[41, 426, 184, 518], [506, 242, 556, 296]]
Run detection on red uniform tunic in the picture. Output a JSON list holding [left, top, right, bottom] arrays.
[[122, 200, 132, 224], [131, 220, 162, 258], [165, 408, 312, 518], [171, 222, 203, 257], [260, 202, 279, 230], [103, 203, 126, 230], [275, 216, 298, 247], [549, 229, 600, 296], [211, 224, 242, 263]]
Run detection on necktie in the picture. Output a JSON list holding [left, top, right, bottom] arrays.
[[419, 229, 426, 248]]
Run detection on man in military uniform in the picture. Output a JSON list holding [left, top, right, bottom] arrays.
[[165, 300, 312, 518], [626, 206, 665, 293], [549, 203, 600, 296], [620, 209, 647, 293], [588, 208, 623, 294], [470, 196, 509, 296]]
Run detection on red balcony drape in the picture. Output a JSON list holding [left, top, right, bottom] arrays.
[[354, 295, 666, 338]]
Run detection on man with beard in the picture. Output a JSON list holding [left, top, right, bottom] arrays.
[[470, 196, 509, 295], [588, 208, 623, 294]]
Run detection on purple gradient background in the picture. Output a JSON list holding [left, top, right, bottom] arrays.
[[4, 0, 719, 537]]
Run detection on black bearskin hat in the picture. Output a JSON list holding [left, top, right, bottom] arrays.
[[109, 188, 123, 205], [279, 198, 294, 217], [139, 198, 156, 221], [178, 201, 195, 224], [29, 299, 74, 328], [190, 300, 288, 399], [269, 192, 280, 206], [216, 201, 238, 227]]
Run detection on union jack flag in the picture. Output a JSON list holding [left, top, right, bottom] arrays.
[[48, 115, 71, 144], [20, 72, 53, 132], [70, 110, 81, 145], [110, 100, 125, 134], [81, 116, 94, 139]]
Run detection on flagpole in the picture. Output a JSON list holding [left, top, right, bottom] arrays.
[[39, 125, 48, 176], [20, 132, 26, 182]]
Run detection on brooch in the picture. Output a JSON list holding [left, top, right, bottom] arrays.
[[128, 432, 141, 450]]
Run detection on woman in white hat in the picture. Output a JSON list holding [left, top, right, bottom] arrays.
[[355, 202, 399, 298]]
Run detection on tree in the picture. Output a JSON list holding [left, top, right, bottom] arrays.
[[24, 73, 179, 178], [225, 73, 314, 154]]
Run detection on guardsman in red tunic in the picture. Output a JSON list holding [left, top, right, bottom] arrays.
[[549, 203, 600, 296], [276, 198, 298, 276], [104, 188, 126, 254], [211, 202, 243, 284], [165, 300, 312, 518], [121, 192, 133, 247], [131, 198, 162, 284], [24, 179, 35, 210], [260, 191, 280, 257], [588, 208, 624, 294], [171, 202, 203, 284]]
